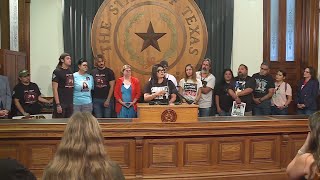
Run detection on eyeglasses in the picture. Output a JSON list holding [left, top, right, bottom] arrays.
[[157, 69, 165, 72]]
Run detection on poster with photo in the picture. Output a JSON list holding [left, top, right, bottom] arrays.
[[231, 101, 246, 116]]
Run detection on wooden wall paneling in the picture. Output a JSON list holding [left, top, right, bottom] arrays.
[[18, 0, 31, 70], [263, 0, 271, 61], [248, 135, 281, 169], [0, 0, 10, 49], [104, 139, 136, 175]]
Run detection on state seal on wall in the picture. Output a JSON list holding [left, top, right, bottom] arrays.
[[91, 0, 208, 84]]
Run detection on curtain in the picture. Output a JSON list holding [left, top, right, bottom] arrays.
[[63, 0, 104, 71], [194, 0, 234, 83]]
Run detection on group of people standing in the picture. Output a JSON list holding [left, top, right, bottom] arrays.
[[52, 53, 140, 119], [0, 52, 318, 118], [214, 62, 319, 116]]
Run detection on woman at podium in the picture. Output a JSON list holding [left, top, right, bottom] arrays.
[[144, 64, 177, 105]]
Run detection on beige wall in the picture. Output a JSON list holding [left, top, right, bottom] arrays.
[[232, 0, 263, 76], [30, 0, 63, 96], [29, 0, 264, 96]]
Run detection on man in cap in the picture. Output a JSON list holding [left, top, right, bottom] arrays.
[[12, 69, 52, 117]]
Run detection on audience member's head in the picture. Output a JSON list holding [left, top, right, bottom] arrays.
[[151, 64, 164, 82], [43, 112, 120, 180], [259, 62, 270, 76], [304, 66, 317, 80], [0, 158, 36, 180], [95, 54, 105, 69], [121, 65, 132, 78], [57, 53, 71, 68], [159, 60, 169, 73], [77, 58, 89, 73], [184, 64, 196, 82], [201, 58, 212, 74], [221, 68, 234, 84], [237, 64, 248, 78], [275, 70, 287, 82]]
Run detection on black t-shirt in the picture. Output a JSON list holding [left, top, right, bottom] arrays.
[[215, 82, 233, 112], [252, 73, 275, 98], [52, 67, 74, 105], [12, 82, 41, 115], [144, 79, 177, 103], [91, 67, 115, 99], [233, 76, 256, 112]]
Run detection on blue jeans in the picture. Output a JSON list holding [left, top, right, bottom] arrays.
[[199, 107, 211, 117], [297, 109, 316, 115], [253, 100, 271, 115], [271, 106, 288, 115], [73, 103, 93, 113], [93, 98, 113, 118], [218, 110, 231, 116]]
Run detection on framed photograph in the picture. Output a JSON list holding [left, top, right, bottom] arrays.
[[231, 101, 246, 116]]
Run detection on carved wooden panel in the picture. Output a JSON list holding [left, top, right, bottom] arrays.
[[218, 138, 245, 165], [26, 143, 57, 169], [0, 144, 20, 160], [105, 140, 134, 168], [247, 136, 281, 170], [145, 140, 178, 168], [184, 140, 212, 166]]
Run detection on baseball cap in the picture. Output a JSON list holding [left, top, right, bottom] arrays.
[[18, 70, 30, 77]]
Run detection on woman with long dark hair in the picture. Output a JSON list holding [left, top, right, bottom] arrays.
[[144, 64, 177, 104], [178, 64, 202, 104], [215, 69, 235, 116], [43, 112, 125, 180], [287, 111, 320, 179], [296, 67, 319, 115]]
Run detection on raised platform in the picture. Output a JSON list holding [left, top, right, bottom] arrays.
[[0, 115, 309, 179]]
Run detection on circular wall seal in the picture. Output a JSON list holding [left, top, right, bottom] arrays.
[[91, 0, 208, 86], [161, 109, 177, 122]]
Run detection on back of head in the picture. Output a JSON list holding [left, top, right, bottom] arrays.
[[308, 111, 320, 169], [0, 158, 36, 180], [43, 112, 113, 180]]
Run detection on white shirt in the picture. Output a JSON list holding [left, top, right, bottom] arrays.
[[196, 71, 216, 108]]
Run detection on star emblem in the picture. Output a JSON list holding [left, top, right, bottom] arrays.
[[135, 22, 166, 52]]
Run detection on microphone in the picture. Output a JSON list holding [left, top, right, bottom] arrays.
[[176, 92, 194, 104]]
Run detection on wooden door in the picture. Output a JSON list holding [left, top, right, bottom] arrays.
[[264, 0, 319, 114]]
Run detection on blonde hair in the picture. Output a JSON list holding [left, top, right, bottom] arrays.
[[121, 64, 131, 74], [42, 112, 114, 180]]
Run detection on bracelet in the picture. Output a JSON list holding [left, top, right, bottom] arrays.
[[297, 149, 305, 155]]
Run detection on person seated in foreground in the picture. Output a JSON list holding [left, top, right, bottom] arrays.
[[42, 112, 125, 180], [12, 69, 52, 117], [0, 158, 36, 180], [144, 64, 177, 105], [286, 111, 320, 180]]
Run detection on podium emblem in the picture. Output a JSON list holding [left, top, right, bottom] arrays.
[[91, 0, 208, 85], [161, 109, 177, 122]]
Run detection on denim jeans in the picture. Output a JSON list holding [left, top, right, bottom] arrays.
[[218, 110, 231, 116], [93, 98, 113, 118], [199, 107, 211, 117], [297, 109, 316, 116], [73, 103, 93, 113], [253, 100, 271, 115], [271, 106, 288, 115]]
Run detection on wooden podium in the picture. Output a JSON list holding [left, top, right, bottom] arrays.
[[136, 103, 198, 123]]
